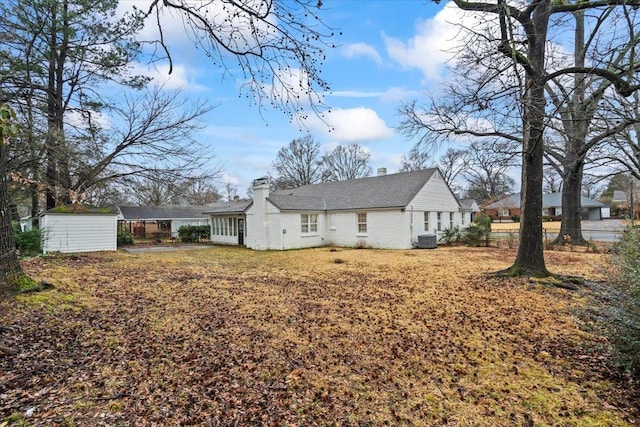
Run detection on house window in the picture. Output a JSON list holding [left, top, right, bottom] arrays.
[[449, 212, 454, 229], [357, 213, 367, 233], [437, 212, 442, 231], [301, 214, 318, 233], [212, 217, 238, 236], [500, 209, 510, 217], [424, 211, 430, 231]]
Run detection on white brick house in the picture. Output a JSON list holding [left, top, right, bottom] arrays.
[[209, 168, 470, 250]]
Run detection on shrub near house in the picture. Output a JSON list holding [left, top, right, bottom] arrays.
[[178, 225, 211, 243], [607, 226, 640, 378], [12, 221, 42, 256]]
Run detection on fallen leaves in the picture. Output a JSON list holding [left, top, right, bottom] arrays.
[[0, 246, 637, 426]]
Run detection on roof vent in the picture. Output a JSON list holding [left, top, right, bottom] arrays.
[[377, 167, 387, 176]]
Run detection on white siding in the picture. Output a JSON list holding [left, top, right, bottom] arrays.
[[407, 171, 463, 242], [279, 212, 325, 249], [326, 210, 410, 249], [211, 234, 239, 245], [42, 214, 117, 253], [245, 183, 270, 250], [266, 205, 283, 250]]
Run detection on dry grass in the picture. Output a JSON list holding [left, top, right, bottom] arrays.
[[1, 246, 637, 426], [491, 221, 562, 233]]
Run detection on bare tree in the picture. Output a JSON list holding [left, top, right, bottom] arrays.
[[543, 165, 562, 194], [542, 10, 640, 245], [606, 92, 640, 183], [0, 0, 149, 209], [224, 182, 239, 202], [462, 141, 517, 203], [401, 1, 640, 277], [143, 0, 332, 121], [322, 144, 372, 181], [126, 169, 191, 206], [71, 87, 217, 197], [272, 135, 323, 188], [184, 178, 222, 205], [400, 144, 435, 172], [438, 147, 468, 190], [582, 175, 607, 201]]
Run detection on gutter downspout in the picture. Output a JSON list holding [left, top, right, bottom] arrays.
[[410, 205, 414, 247]]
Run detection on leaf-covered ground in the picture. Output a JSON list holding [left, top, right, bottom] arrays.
[[1, 246, 638, 426]]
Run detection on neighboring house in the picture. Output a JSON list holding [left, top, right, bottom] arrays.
[[612, 190, 628, 205], [117, 206, 211, 239], [41, 204, 117, 253], [207, 168, 467, 250], [609, 188, 640, 219], [458, 199, 480, 224], [483, 192, 605, 221], [609, 190, 633, 218]]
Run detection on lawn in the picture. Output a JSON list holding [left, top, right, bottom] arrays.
[[1, 246, 638, 426]]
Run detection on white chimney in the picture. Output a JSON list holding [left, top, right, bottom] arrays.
[[377, 167, 387, 176], [249, 177, 270, 250]]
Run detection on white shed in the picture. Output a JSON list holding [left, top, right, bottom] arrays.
[[41, 205, 117, 253]]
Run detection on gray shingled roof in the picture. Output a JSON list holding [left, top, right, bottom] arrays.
[[484, 193, 605, 209], [202, 200, 252, 214], [459, 198, 479, 211], [483, 194, 520, 209], [118, 206, 211, 220], [267, 168, 441, 211]]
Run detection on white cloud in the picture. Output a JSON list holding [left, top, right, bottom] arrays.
[[301, 107, 394, 143], [65, 109, 111, 129], [328, 87, 421, 102], [371, 152, 403, 173], [342, 43, 383, 65], [330, 90, 386, 98], [129, 62, 206, 91], [379, 87, 423, 102], [383, 2, 483, 82], [120, 0, 278, 50]]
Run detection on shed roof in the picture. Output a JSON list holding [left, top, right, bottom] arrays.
[[44, 203, 116, 215], [118, 205, 211, 220], [267, 168, 443, 211]]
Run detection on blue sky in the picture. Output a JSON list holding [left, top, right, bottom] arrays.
[[128, 0, 465, 197]]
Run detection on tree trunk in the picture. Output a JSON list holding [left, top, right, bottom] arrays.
[[502, 2, 550, 277], [554, 10, 587, 246], [508, 85, 549, 277], [0, 142, 23, 281], [555, 164, 587, 245]]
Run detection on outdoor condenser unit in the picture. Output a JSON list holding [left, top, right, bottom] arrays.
[[417, 234, 437, 249]]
